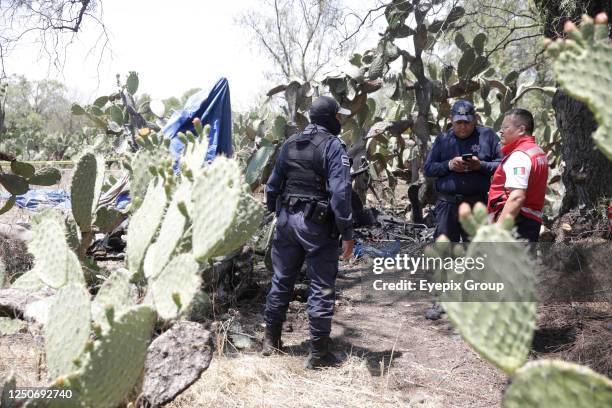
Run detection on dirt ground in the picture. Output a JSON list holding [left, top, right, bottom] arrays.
[[1, 173, 610, 407], [166, 257, 507, 408]]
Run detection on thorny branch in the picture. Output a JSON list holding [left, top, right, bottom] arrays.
[[0, 0, 110, 76]]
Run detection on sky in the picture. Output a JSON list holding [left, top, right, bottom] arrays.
[[4, 0, 383, 111]]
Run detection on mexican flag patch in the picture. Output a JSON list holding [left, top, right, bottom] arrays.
[[513, 167, 526, 175]]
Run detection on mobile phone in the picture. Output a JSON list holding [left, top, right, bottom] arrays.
[[462, 153, 473, 161]]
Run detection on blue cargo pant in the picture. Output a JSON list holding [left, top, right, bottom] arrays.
[[264, 206, 339, 341]]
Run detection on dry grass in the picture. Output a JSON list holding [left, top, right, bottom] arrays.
[[537, 302, 612, 377], [166, 352, 436, 408], [560, 320, 612, 377]]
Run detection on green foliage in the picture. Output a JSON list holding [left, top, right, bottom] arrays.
[[503, 360, 612, 408], [151, 254, 201, 319], [38, 306, 156, 408], [44, 284, 91, 379], [430, 204, 609, 405], [126, 179, 168, 276], [91, 270, 135, 332], [70, 153, 105, 233], [546, 15, 612, 160], [440, 226, 537, 373], [191, 158, 244, 261], [0, 317, 26, 335], [28, 214, 84, 289]]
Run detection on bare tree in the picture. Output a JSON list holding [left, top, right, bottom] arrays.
[[0, 0, 110, 78], [239, 0, 357, 82]]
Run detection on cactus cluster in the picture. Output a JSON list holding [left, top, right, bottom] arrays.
[[0, 161, 61, 214], [546, 13, 612, 160], [15, 120, 264, 407], [427, 204, 612, 407]]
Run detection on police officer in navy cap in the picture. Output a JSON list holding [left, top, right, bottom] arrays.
[[262, 95, 354, 369], [424, 100, 502, 242]]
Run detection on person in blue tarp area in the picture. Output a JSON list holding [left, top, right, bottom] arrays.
[[262, 96, 354, 369], [162, 77, 232, 171], [424, 100, 502, 243]]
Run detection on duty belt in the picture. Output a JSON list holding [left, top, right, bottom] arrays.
[[437, 192, 486, 204], [281, 195, 331, 225]]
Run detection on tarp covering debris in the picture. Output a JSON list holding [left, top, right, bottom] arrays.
[[163, 77, 233, 168]]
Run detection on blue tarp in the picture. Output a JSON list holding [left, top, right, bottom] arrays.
[[0, 189, 71, 211], [0, 189, 130, 212], [163, 77, 233, 169]]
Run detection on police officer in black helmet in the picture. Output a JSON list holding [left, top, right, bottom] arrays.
[[262, 96, 354, 369]]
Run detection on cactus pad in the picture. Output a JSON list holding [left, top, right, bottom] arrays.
[[28, 167, 62, 186], [183, 128, 210, 174], [547, 18, 612, 159], [191, 157, 243, 261], [70, 152, 105, 232], [11, 268, 44, 293], [130, 148, 167, 208], [0, 317, 26, 335], [94, 207, 123, 234], [126, 180, 168, 275], [44, 283, 91, 380], [39, 306, 156, 408], [206, 186, 265, 258], [503, 360, 612, 408], [144, 182, 190, 279], [151, 253, 201, 319], [440, 225, 537, 374], [28, 216, 83, 289], [91, 270, 135, 332]]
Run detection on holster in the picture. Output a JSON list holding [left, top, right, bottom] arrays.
[[306, 200, 330, 225]]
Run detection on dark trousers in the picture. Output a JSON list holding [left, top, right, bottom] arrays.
[[434, 197, 486, 242], [515, 214, 541, 242], [264, 207, 339, 341]]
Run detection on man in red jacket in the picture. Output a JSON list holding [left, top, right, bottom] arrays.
[[488, 109, 549, 242]]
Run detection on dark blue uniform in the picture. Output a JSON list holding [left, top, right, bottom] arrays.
[[424, 126, 502, 241], [264, 123, 353, 341]]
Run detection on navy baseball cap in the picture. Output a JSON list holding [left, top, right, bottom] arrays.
[[451, 100, 475, 122], [309, 96, 351, 117]]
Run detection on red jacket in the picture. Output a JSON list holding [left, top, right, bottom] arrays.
[[487, 136, 548, 222]]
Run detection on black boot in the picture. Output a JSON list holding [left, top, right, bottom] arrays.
[[305, 337, 340, 369], [261, 326, 282, 356]]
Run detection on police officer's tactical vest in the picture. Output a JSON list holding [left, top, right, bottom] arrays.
[[282, 129, 334, 202], [487, 136, 548, 222]]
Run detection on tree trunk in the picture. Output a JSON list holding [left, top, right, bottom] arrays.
[[537, 0, 612, 215], [552, 90, 612, 213]]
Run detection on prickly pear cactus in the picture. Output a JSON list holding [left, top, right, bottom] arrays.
[[126, 180, 168, 276], [44, 283, 91, 380], [546, 14, 612, 159], [440, 225, 537, 374], [35, 306, 156, 408], [0, 317, 26, 335], [70, 152, 105, 232], [91, 270, 135, 331], [11, 268, 44, 293], [191, 157, 243, 261], [503, 360, 612, 408], [94, 207, 123, 234], [143, 182, 191, 279], [28, 214, 84, 288], [129, 148, 168, 209], [182, 125, 210, 173], [151, 254, 201, 319], [206, 185, 265, 258]]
